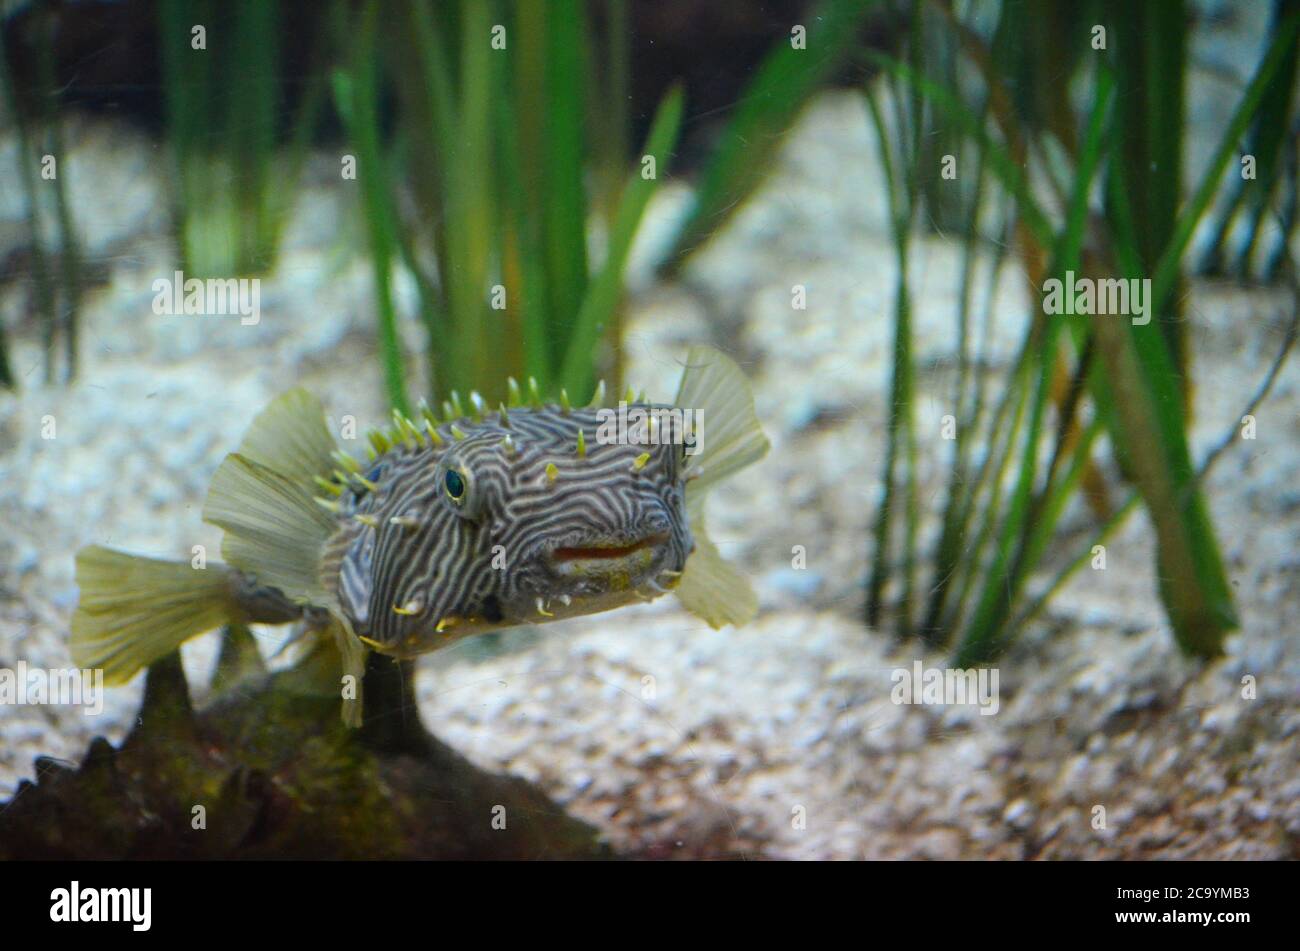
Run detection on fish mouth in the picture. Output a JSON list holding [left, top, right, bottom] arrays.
[[550, 533, 668, 563], [527, 530, 680, 616]]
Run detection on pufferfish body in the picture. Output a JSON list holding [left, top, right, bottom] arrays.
[[70, 346, 768, 723]]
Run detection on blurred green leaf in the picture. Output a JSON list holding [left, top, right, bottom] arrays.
[[560, 85, 685, 399], [665, 0, 876, 269], [333, 2, 408, 414]]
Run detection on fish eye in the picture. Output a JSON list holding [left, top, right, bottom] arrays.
[[440, 462, 482, 519], [444, 469, 466, 501]]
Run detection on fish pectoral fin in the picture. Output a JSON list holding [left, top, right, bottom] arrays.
[[670, 346, 765, 629], [203, 452, 335, 603], [674, 345, 770, 492], [675, 505, 758, 629]]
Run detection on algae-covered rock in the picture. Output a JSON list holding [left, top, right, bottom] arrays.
[[0, 626, 611, 859]]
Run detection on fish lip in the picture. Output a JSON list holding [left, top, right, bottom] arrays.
[[548, 532, 670, 563]]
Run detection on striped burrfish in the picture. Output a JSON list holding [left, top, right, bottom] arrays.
[[69, 346, 769, 724]]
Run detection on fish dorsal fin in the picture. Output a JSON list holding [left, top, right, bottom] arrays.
[[674, 345, 770, 494], [675, 491, 758, 629], [203, 453, 336, 604], [231, 387, 338, 486]]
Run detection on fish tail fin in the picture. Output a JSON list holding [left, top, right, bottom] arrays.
[[70, 546, 240, 685], [672, 346, 770, 628], [201, 388, 339, 605]]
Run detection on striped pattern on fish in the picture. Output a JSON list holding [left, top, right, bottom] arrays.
[[323, 405, 693, 655]]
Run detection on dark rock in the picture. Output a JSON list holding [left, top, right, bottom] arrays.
[[0, 642, 611, 860]]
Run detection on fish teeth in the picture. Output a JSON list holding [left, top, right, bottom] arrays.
[[536, 598, 554, 618]]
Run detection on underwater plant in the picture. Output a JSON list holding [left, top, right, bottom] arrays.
[[861, 0, 1300, 662], [158, 0, 324, 279], [1196, 0, 1300, 281], [0, 4, 83, 386], [332, 0, 685, 413]]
